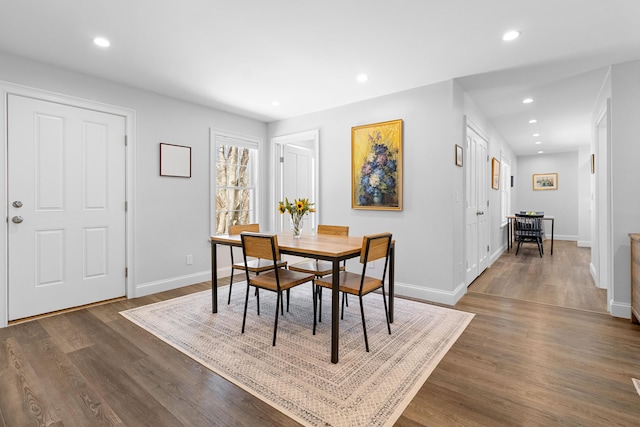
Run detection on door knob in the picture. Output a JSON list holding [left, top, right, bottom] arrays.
[[12, 201, 23, 208], [12, 216, 23, 224]]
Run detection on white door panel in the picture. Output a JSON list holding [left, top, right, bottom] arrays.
[[465, 125, 489, 284], [8, 94, 126, 320]]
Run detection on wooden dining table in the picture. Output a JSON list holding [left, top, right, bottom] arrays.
[[210, 232, 395, 363]]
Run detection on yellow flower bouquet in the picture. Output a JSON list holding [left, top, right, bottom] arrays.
[[278, 197, 315, 238]]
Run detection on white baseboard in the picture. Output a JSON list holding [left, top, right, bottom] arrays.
[[577, 240, 591, 247], [610, 299, 631, 319], [135, 270, 213, 298], [394, 281, 466, 306]]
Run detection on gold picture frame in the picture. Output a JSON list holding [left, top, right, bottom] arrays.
[[351, 119, 403, 210], [532, 173, 558, 190], [455, 144, 463, 167], [491, 157, 500, 189]]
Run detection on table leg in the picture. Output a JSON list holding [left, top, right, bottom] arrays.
[[331, 259, 340, 363], [507, 218, 511, 252], [389, 243, 395, 323], [551, 219, 554, 255], [211, 241, 218, 313]]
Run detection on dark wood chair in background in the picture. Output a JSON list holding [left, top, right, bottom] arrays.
[[314, 232, 392, 351], [514, 213, 544, 257]]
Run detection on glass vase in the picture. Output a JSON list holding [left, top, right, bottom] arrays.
[[290, 217, 303, 239]]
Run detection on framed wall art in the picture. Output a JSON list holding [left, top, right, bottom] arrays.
[[491, 157, 500, 189], [351, 119, 403, 210], [160, 143, 191, 178], [532, 173, 558, 190]]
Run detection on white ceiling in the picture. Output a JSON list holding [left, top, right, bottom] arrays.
[[1, 0, 639, 156]]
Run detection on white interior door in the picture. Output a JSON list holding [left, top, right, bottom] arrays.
[[7, 94, 126, 320], [465, 124, 489, 284]]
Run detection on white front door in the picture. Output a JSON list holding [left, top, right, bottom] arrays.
[[7, 94, 126, 320], [465, 124, 489, 284]]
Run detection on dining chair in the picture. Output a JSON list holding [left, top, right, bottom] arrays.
[[227, 223, 287, 305], [288, 224, 350, 321], [314, 232, 392, 352], [514, 213, 544, 257], [240, 232, 316, 346]]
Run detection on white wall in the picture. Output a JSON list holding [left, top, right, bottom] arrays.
[[609, 59, 640, 317], [0, 51, 267, 316], [268, 81, 467, 304], [577, 145, 592, 247], [516, 152, 579, 240]]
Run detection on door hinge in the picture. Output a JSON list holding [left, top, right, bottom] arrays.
[[124, 135, 128, 146], [487, 200, 489, 207], [125, 201, 128, 212], [487, 155, 490, 162], [125, 267, 128, 278], [487, 245, 490, 252], [280, 156, 284, 163]]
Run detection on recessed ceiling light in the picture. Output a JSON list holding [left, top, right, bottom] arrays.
[[356, 74, 369, 83], [503, 30, 521, 41], [271, 101, 280, 107], [535, 141, 542, 145], [93, 37, 110, 48], [522, 98, 534, 104], [533, 133, 540, 137], [529, 119, 537, 124], [538, 151, 544, 154]]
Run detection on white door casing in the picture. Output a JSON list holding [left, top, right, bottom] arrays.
[[271, 130, 319, 232], [465, 122, 489, 285], [7, 94, 127, 320], [282, 143, 316, 232]]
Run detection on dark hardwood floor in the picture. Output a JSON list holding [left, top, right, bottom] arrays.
[[2, 242, 639, 426]]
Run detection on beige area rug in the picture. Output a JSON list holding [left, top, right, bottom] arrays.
[[120, 285, 474, 427]]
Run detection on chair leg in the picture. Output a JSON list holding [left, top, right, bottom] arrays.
[[381, 287, 391, 335], [537, 238, 543, 257], [515, 240, 522, 255], [227, 266, 235, 304], [317, 287, 322, 322], [358, 295, 369, 352], [341, 292, 346, 320], [256, 287, 260, 316], [273, 291, 280, 346], [312, 283, 317, 335], [286, 289, 290, 312], [241, 281, 251, 334]]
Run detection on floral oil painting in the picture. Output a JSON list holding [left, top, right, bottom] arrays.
[[351, 119, 403, 210]]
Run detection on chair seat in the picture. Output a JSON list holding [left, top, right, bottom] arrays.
[[288, 259, 345, 276], [250, 269, 315, 292], [315, 271, 383, 296], [233, 258, 287, 273]]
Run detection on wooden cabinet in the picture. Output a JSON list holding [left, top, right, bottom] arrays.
[[629, 234, 640, 323]]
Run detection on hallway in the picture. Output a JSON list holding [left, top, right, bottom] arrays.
[[468, 240, 607, 313]]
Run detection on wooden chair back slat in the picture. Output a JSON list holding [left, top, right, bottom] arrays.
[[360, 233, 392, 263], [241, 232, 280, 261], [229, 223, 260, 234], [317, 224, 349, 236]]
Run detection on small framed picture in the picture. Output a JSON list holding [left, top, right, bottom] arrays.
[[455, 144, 463, 167], [160, 143, 191, 178], [591, 154, 595, 174], [491, 157, 500, 189], [532, 173, 558, 190]]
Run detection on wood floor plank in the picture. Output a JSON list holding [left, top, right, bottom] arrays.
[[2, 243, 640, 425], [9, 320, 123, 427]]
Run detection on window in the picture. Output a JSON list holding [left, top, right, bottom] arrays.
[[500, 153, 511, 226], [211, 130, 260, 235]]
